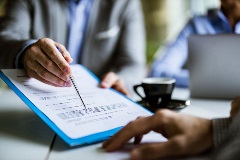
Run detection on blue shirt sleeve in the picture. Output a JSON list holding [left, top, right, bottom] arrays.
[[150, 20, 196, 88], [15, 40, 37, 69]]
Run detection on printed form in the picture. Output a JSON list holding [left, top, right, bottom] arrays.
[[2, 65, 151, 139]]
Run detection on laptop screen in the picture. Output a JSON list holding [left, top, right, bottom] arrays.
[[188, 34, 240, 99]]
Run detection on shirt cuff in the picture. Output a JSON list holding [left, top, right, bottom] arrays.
[[15, 40, 37, 69], [212, 118, 231, 149]]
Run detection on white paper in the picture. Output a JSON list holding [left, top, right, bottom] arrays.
[[2, 65, 152, 139]]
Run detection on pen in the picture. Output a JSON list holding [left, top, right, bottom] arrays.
[[57, 46, 87, 111]]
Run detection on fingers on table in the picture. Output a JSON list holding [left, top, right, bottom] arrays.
[[102, 116, 154, 151], [100, 72, 119, 88], [100, 72, 130, 97], [113, 80, 131, 97], [130, 136, 188, 160]]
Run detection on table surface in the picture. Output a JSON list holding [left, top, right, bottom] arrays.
[[0, 87, 231, 160]]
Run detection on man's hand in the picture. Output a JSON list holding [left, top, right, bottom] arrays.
[[99, 72, 131, 97], [102, 109, 213, 160], [22, 38, 73, 87]]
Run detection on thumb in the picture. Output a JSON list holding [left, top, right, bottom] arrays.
[[99, 72, 119, 88]]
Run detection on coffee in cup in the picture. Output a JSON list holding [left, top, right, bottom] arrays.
[[134, 77, 176, 108]]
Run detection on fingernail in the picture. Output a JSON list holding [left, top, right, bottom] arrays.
[[64, 80, 72, 87]]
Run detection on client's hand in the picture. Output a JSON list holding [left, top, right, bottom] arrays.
[[99, 72, 130, 97], [102, 109, 213, 160], [22, 38, 73, 87]]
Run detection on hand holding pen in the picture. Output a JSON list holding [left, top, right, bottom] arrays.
[[22, 38, 73, 87], [21, 38, 130, 97]]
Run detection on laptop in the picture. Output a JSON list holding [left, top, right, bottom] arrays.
[[188, 34, 240, 99]]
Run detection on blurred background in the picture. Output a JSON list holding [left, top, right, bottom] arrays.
[[0, 0, 220, 89], [141, 0, 219, 64], [0, 0, 5, 16]]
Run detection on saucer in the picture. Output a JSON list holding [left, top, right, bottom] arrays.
[[137, 99, 190, 113]]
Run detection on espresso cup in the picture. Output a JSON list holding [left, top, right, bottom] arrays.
[[134, 77, 176, 108]]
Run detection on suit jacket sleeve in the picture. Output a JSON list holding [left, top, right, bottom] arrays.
[[115, 0, 146, 90], [0, 0, 34, 69], [213, 113, 240, 159], [212, 118, 231, 148]]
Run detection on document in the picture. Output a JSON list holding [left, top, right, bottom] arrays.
[[0, 65, 152, 146]]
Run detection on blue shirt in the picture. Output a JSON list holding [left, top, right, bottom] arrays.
[[150, 10, 240, 88], [67, 0, 93, 64]]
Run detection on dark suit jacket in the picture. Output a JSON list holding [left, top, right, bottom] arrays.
[[0, 0, 146, 91], [213, 112, 240, 159]]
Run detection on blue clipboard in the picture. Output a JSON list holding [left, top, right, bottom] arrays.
[[0, 65, 151, 146]]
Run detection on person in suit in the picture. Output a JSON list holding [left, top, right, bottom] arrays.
[[150, 0, 240, 88], [103, 95, 240, 160], [0, 0, 145, 95]]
